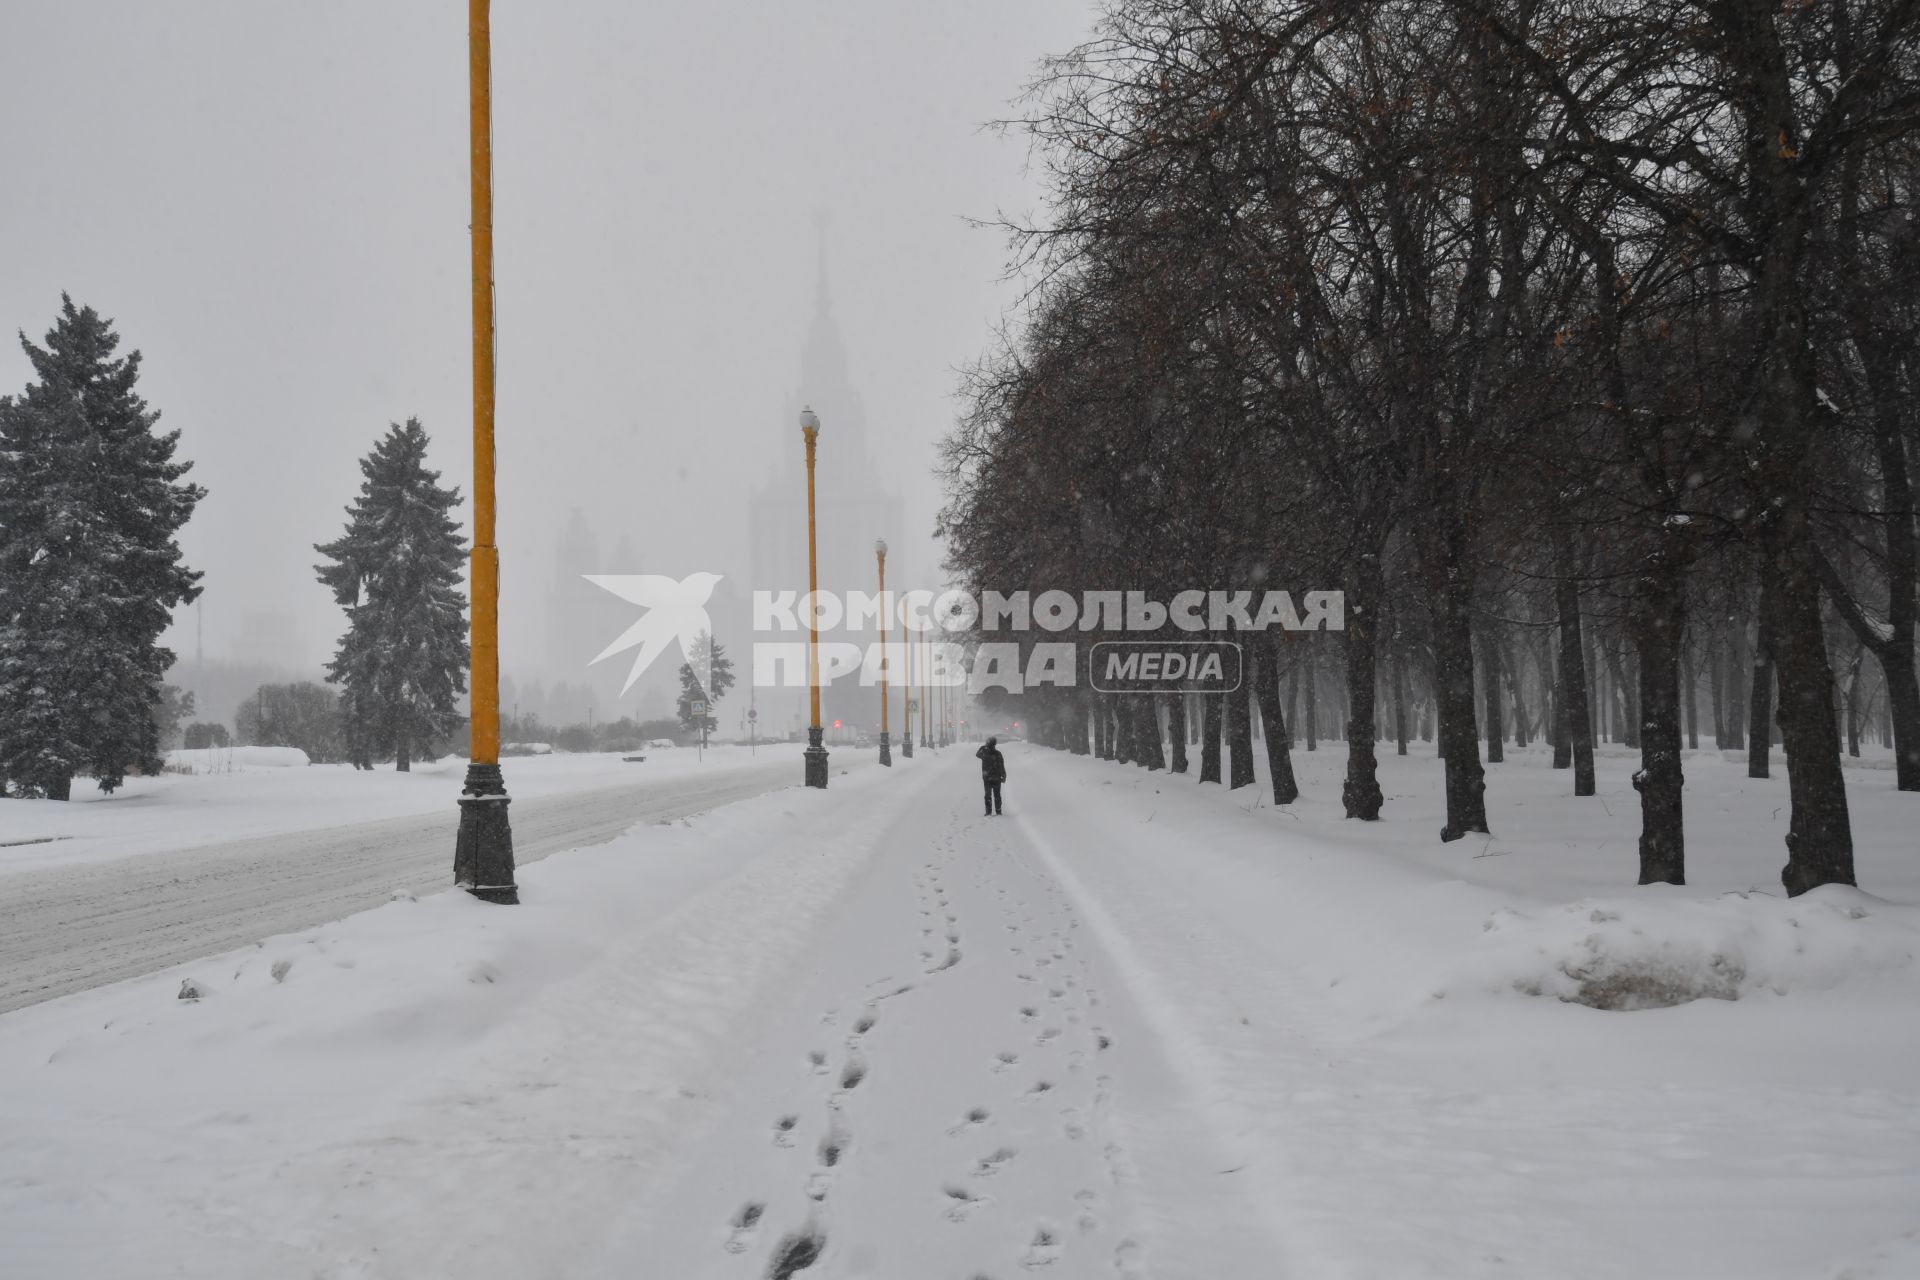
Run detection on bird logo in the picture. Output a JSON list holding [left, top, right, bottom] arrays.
[[584, 572, 724, 696]]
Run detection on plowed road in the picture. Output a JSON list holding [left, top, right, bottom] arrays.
[[0, 759, 845, 1013]]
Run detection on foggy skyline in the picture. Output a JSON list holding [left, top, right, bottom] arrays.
[[0, 0, 1095, 698]]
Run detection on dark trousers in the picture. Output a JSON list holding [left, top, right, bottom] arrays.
[[983, 779, 1003, 815]]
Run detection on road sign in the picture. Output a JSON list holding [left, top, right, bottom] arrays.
[[691, 701, 706, 716], [748, 708, 758, 721]]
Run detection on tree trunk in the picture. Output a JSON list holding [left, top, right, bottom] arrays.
[[1682, 644, 1699, 750], [1632, 557, 1687, 885], [1726, 623, 1748, 749], [1481, 631, 1506, 763], [1885, 651, 1920, 790], [1555, 562, 1596, 795], [1844, 652, 1863, 759], [1710, 631, 1727, 748], [1604, 643, 1637, 749], [1304, 659, 1318, 751], [1228, 629, 1255, 789], [1551, 634, 1571, 768], [1432, 569, 1489, 840], [1167, 693, 1189, 774], [1137, 696, 1166, 771], [1590, 636, 1609, 741], [1766, 509, 1856, 895], [1748, 580, 1775, 780], [396, 737, 411, 773], [1342, 558, 1385, 819], [1393, 645, 1410, 756], [1508, 639, 1531, 749], [1254, 636, 1299, 804], [1199, 687, 1223, 784]]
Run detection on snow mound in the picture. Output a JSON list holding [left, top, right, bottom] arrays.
[[164, 746, 310, 770], [1459, 886, 1920, 1010]]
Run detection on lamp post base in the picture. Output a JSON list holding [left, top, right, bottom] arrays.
[[879, 731, 892, 767], [901, 733, 913, 759], [805, 725, 830, 789], [455, 762, 518, 904]]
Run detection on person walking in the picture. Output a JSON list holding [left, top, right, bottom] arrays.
[[976, 735, 1006, 816]]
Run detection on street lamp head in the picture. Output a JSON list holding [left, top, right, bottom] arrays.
[[875, 538, 888, 557], [799, 406, 820, 435]]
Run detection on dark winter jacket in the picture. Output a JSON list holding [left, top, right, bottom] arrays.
[[976, 741, 1007, 784]]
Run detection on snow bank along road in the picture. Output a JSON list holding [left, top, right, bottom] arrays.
[[0, 754, 857, 1013]]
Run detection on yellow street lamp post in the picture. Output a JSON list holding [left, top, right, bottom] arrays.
[[454, 0, 517, 903], [922, 625, 933, 750], [876, 540, 892, 767], [801, 407, 829, 788]]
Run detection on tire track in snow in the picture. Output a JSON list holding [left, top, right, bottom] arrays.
[[1, 760, 855, 1012]]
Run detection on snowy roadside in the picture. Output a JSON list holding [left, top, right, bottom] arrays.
[[0, 742, 805, 876], [1012, 743, 1920, 1280], [0, 752, 941, 1280]]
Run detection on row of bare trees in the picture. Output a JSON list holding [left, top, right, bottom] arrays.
[[941, 0, 1920, 894]]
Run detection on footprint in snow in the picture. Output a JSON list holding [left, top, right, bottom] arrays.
[[942, 1184, 990, 1222], [947, 1105, 992, 1136], [972, 1146, 1019, 1177], [723, 1201, 765, 1254], [765, 1226, 826, 1278], [1022, 1223, 1063, 1267], [818, 1120, 849, 1167]]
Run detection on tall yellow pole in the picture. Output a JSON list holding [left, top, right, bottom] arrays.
[[469, 0, 499, 770], [876, 541, 892, 766], [800, 408, 828, 787], [455, 0, 517, 902]]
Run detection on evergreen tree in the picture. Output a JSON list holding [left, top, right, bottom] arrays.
[[0, 297, 204, 799], [150, 684, 195, 753], [314, 419, 468, 772], [675, 631, 735, 742]]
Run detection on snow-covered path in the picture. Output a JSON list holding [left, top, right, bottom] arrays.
[[0, 753, 848, 1012], [595, 755, 1273, 1280]]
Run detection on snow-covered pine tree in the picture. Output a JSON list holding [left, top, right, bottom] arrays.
[[0, 297, 204, 800], [675, 631, 735, 740], [314, 419, 468, 772]]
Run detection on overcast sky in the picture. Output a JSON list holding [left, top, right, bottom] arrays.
[[0, 0, 1094, 694]]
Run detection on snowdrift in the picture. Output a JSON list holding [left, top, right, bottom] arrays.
[[1457, 885, 1920, 1010], [164, 746, 310, 770]]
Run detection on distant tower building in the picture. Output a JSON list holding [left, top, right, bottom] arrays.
[[747, 217, 904, 741]]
